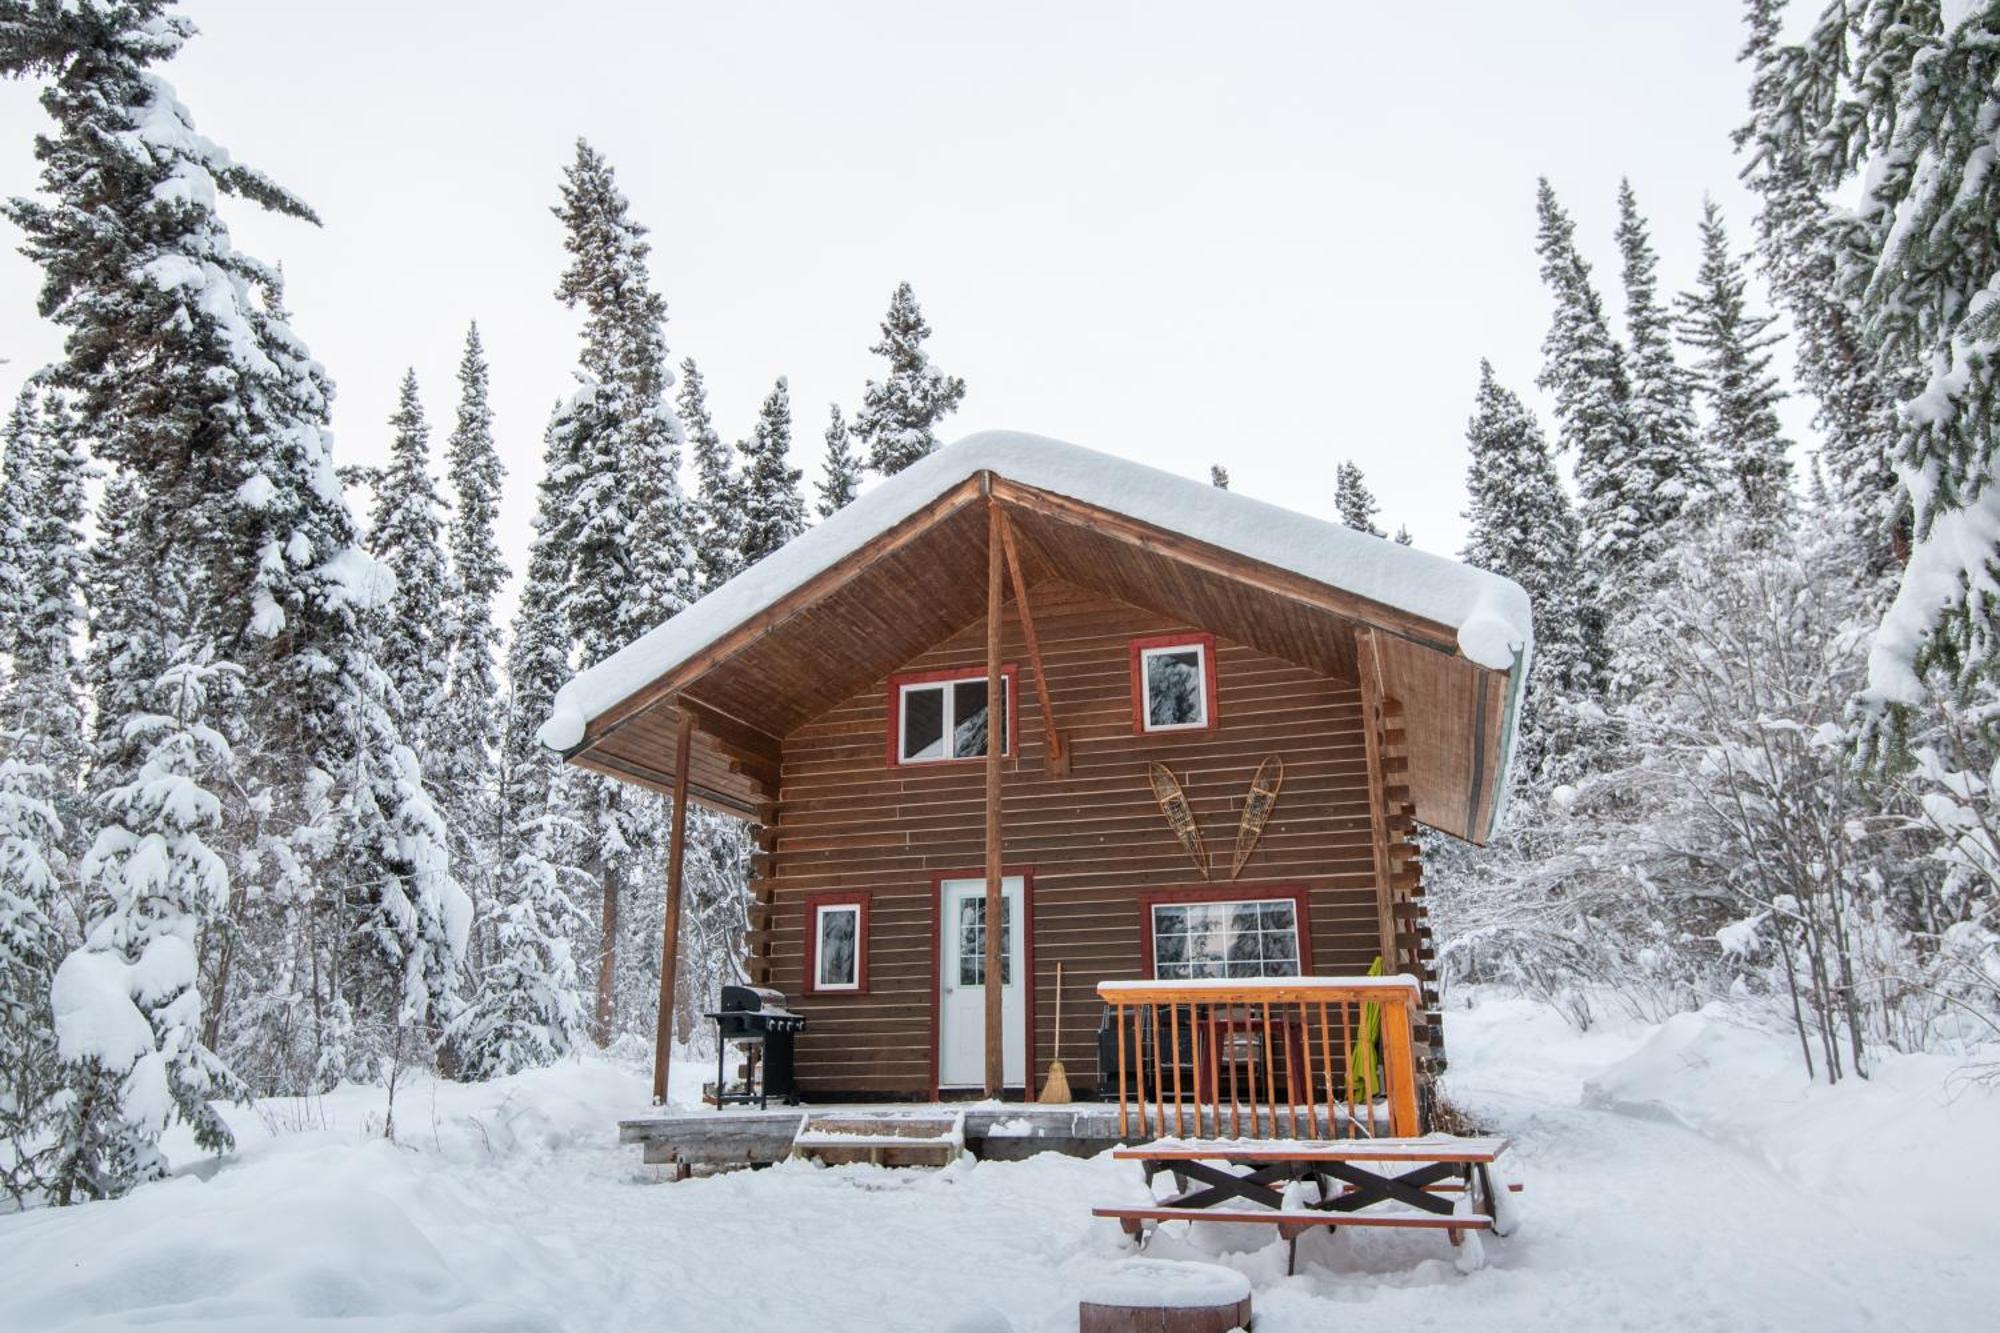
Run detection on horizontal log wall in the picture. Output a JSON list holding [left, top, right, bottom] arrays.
[[751, 580, 1391, 1096]]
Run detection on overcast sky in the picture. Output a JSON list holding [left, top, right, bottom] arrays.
[[0, 0, 1805, 617]]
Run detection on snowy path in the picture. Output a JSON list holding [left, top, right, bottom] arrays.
[[3, 1002, 1994, 1331]]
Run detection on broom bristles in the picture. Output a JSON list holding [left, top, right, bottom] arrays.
[[1039, 1059, 1071, 1103]]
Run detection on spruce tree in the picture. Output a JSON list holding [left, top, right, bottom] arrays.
[[816, 403, 862, 519], [1616, 179, 1713, 522], [1394, 524, 1413, 546], [680, 357, 743, 592], [1334, 460, 1385, 536], [0, 383, 84, 1203], [370, 370, 453, 745], [1676, 198, 1793, 521], [436, 325, 509, 974], [853, 282, 966, 475], [49, 647, 245, 1203], [1462, 360, 1609, 782], [1210, 465, 1230, 490], [1534, 179, 1656, 587], [738, 377, 806, 567], [546, 140, 698, 1043], [1741, 3, 2000, 715], [1736, 0, 1903, 570], [2, 4, 464, 1088]]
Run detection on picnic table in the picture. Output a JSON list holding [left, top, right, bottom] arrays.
[[1093, 1133, 1519, 1273]]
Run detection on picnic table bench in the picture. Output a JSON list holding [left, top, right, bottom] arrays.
[[1093, 1134, 1519, 1272]]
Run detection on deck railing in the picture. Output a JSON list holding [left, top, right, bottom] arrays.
[[1096, 976, 1422, 1141]]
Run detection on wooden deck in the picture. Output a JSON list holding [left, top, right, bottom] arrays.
[[620, 1101, 1135, 1174]]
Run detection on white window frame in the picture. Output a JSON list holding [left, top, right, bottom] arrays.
[[1139, 640, 1211, 733], [814, 902, 862, 992], [1149, 897, 1301, 980], [896, 673, 1011, 764]]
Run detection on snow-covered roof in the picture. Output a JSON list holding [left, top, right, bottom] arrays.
[[539, 431, 1532, 758]]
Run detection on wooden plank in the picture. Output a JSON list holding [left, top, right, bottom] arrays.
[[1355, 627, 1399, 972], [1090, 1207, 1492, 1231], [998, 509, 1067, 773], [1110, 1135, 1508, 1163], [650, 710, 695, 1105]]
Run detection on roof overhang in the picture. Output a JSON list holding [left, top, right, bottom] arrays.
[[545, 432, 1532, 843]]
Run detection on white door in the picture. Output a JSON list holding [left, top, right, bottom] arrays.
[[938, 876, 1027, 1089]]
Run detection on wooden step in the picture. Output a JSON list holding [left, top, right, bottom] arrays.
[[1094, 1205, 1492, 1231], [792, 1110, 965, 1168]]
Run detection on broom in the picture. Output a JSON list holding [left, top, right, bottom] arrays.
[[1038, 962, 1072, 1103]]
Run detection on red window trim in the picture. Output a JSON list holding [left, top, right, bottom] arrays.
[[1136, 884, 1313, 979], [884, 663, 1021, 768], [1128, 632, 1219, 735], [801, 891, 870, 996], [926, 867, 1037, 1095]]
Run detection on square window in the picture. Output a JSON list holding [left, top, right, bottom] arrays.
[[1132, 636, 1214, 733]]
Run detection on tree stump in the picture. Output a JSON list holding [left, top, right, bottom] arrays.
[[1078, 1259, 1253, 1333]]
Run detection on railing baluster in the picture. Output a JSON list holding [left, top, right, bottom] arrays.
[[1318, 1000, 1336, 1140], [1150, 1001, 1164, 1139], [1260, 1002, 1277, 1139], [1190, 1002, 1206, 1137], [1115, 1000, 1130, 1139], [1169, 1004, 1185, 1138], [1342, 999, 1357, 1141], [1225, 1008, 1241, 1139]]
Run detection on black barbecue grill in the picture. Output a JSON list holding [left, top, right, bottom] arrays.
[[704, 985, 804, 1109]]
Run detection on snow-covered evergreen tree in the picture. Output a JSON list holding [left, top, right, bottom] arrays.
[[369, 370, 453, 746], [1616, 179, 1714, 523], [450, 762, 586, 1079], [1462, 360, 1608, 782], [433, 324, 509, 981], [1393, 524, 1413, 546], [1210, 465, 1230, 490], [738, 377, 805, 567], [47, 648, 245, 1203], [1735, 0, 1905, 572], [1677, 198, 1793, 521], [1740, 2, 2000, 723], [816, 403, 861, 519], [2, 3, 464, 1090], [546, 140, 698, 1044], [680, 357, 743, 593], [1334, 460, 1384, 536], [1535, 179, 1656, 588], [854, 282, 965, 475]]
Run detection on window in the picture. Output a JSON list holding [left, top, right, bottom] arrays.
[[804, 893, 868, 994], [887, 666, 1017, 766], [1130, 633, 1217, 733], [1145, 891, 1307, 980], [956, 894, 1012, 986]]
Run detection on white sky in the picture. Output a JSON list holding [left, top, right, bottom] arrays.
[[0, 0, 1806, 619]]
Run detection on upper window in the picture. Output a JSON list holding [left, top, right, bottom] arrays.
[[805, 893, 868, 994], [888, 666, 1016, 765], [1130, 633, 1217, 733], [1150, 895, 1302, 980]]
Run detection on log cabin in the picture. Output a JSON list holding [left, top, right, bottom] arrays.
[[540, 431, 1531, 1130]]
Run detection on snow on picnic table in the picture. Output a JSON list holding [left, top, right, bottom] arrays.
[[2, 999, 1996, 1332]]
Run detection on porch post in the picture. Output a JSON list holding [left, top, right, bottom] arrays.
[[1355, 629, 1400, 974], [651, 707, 695, 1105], [984, 499, 1006, 1097]]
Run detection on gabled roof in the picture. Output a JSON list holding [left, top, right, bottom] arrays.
[[542, 431, 1533, 842]]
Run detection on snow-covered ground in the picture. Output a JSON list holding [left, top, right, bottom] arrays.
[[3, 996, 1994, 1332]]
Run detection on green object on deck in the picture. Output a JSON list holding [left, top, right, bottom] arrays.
[[1347, 956, 1384, 1105]]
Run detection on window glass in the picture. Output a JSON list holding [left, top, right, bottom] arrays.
[[817, 906, 858, 988], [1144, 647, 1206, 728], [1151, 899, 1298, 979], [957, 895, 1012, 986], [901, 685, 945, 761], [898, 676, 1008, 763]]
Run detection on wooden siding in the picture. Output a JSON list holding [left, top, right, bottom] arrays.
[[749, 579, 1395, 1097]]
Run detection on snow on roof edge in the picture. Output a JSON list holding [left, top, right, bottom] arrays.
[[538, 430, 1534, 755]]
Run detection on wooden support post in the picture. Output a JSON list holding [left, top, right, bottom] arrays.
[[996, 510, 1067, 775], [651, 709, 696, 1106], [984, 501, 1006, 1097], [1355, 628, 1400, 974]]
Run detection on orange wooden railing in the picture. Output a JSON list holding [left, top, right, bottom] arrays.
[[1096, 977, 1422, 1141]]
